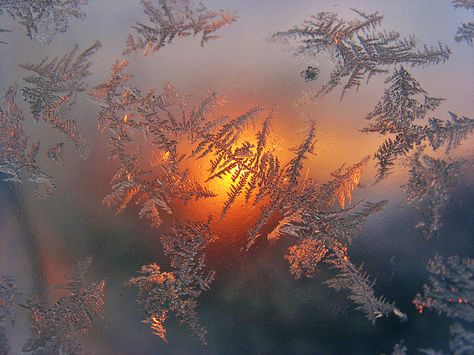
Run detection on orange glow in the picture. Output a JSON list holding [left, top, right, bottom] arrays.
[[336, 168, 362, 208], [149, 311, 168, 341], [123, 114, 129, 123], [117, 185, 141, 213], [150, 150, 171, 167], [207, 166, 243, 196]]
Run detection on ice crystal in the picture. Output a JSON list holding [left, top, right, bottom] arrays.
[[21, 41, 101, 158], [414, 255, 474, 322], [89, 60, 269, 225], [193, 110, 283, 218], [23, 257, 105, 355], [245, 122, 317, 249], [247, 149, 374, 250], [275, 199, 404, 323], [46, 142, 64, 165], [89, 61, 267, 343], [123, 0, 236, 56], [0, 276, 18, 355], [0, 0, 88, 44], [59, 256, 93, 294], [419, 323, 474, 355], [418, 349, 445, 355], [129, 219, 217, 344], [449, 323, 474, 355], [89, 60, 221, 227], [322, 155, 370, 209], [0, 27, 10, 44], [453, 0, 474, 45], [222, 122, 401, 323], [0, 85, 54, 196], [0, 276, 17, 325], [285, 238, 327, 279], [325, 250, 406, 324], [391, 341, 408, 355], [301, 66, 320, 82], [362, 66, 474, 181], [274, 9, 450, 100], [403, 148, 463, 239]]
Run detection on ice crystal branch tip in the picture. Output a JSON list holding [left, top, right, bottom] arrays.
[[0, 27, 10, 44], [0, 0, 89, 44], [23, 257, 105, 355], [362, 67, 474, 181], [123, 0, 237, 56], [21, 41, 101, 159], [453, 1, 474, 45], [1, 85, 55, 196], [47, 142, 65, 165], [274, 9, 450, 101], [129, 219, 217, 344]]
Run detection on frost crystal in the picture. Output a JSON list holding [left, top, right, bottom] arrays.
[[449, 323, 474, 355], [21, 41, 101, 158], [123, 0, 236, 56], [0, 27, 10, 44], [47, 142, 64, 165], [0, 276, 18, 355], [325, 248, 406, 324], [247, 146, 374, 250], [414, 255, 474, 323], [273, 198, 404, 323], [192, 110, 280, 218], [221, 121, 402, 323], [418, 323, 474, 355], [403, 148, 463, 239], [301, 66, 320, 82], [453, 0, 474, 45], [274, 9, 450, 100], [89, 60, 222, 226], [391, 341, 408, 355], [0, 85, 54, 196], [23, 257, 105, 355], [129, 219, 217, 344], [0, 0, 88, 44], [362, 66, 474, 181], [88, 60, 271, 226]]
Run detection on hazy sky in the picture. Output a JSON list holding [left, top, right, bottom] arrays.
[[1, 0, 472, 183]]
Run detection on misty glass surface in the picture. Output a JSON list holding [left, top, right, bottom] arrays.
[[0, 1, 473, 354]]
